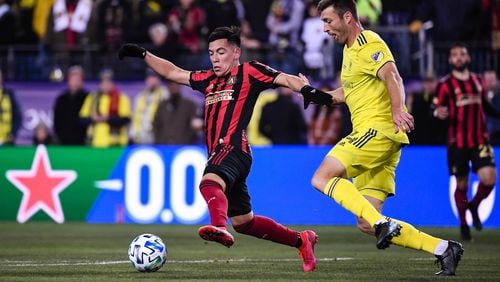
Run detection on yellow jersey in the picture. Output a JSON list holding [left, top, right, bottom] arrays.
[[341, 30, 409, 144]]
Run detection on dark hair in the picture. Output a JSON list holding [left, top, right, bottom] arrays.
[[208, 26, 241, 47], [450, 42, 468, 51], [317, 0, 358, 21]]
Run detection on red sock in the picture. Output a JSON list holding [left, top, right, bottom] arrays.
[[470, 183, 494, 207], [200, 179, 228, 228], [454, 188, 468, 226], [233, 215, 299, 247]]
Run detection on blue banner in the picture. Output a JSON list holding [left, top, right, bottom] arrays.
[[86, 146, 499, 227]]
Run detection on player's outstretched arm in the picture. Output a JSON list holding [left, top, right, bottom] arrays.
[[118, 43, 191, 86], [274, 73, 338, 109]]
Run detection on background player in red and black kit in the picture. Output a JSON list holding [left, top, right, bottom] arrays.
[[434, 43, 500, 241], [118, 26, 333, 272]]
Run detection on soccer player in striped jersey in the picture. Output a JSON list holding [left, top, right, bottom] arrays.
[[118, 26, 333, 272], [434, 43, 499, 241], [309, 0, 463, 275]]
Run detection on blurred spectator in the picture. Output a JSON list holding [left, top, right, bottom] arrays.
[[485, 70, 500, 145], [266, 0, 304, 74], [53, 65, 88, 145], [148, 22, 177, 61], [79, 69, 131, 147], [407, 75, 446, 145], [95, 0, 133, 53], [153, 82, 201, 144], [240, 20, 265, 62], [136, 0, 172, 43], [259, 87, 307, 144], [0, 69, 22, 145], [13, 0, 39, 44], [131, 69, 169, 144], [32, 0, 56, 40], [308, 85, 343, 145], [410, 0, 487, 44], [0, 0, 16, 44], [241, 0, 272, 43], [378, 0, 414, 76], [203, 0, 244, 35], [356, 0, 382, 27], [493, 0, 500, 50], [409, 0, 491, 75], [380, 0, 416, 26], [301, 1, 330, 81], [33, 122, 53, 145], [43, 0, 93, 71], [167, 0, 207, 69]]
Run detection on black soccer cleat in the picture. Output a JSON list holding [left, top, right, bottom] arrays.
[[435, 241, 464, 276], [460, 225, 472, 241], [374, 218, 402, 249], [468, 203, 483, 231]]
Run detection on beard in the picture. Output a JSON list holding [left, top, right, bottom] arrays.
[[451, 62, 469, 72]]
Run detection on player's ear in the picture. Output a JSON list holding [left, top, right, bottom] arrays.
[[234, 47, 241, 60], [344, 11, 352, 23]]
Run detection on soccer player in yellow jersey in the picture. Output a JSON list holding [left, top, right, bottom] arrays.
[[309, 0, 464, 276]]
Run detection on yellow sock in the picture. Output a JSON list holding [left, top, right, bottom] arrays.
[[324, 177, 384, 226], [391, 219, 441, 254]]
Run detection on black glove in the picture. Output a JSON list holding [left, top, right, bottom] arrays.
[[300, 85, 334, 109], [118, 43, 147, 60]]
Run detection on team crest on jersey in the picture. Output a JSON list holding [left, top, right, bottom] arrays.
[[226, 76, 237, 85], [371, 51, 384, 63]]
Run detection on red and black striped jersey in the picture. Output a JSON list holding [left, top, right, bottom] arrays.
[[435, 73, 490, 148], [189, 61, 281, 155]]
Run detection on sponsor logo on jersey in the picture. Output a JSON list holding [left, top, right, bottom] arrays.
[[206, 90, 235, 105]]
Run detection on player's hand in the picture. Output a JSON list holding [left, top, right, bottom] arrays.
[[298, 73, 311, 85], [433, 106, 449, 120], [392, 110, 414, 133], [118, 43, 147, 60], [300, 85, 333, 109]]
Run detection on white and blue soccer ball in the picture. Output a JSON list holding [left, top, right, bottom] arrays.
[[128, 233, 167, 272]]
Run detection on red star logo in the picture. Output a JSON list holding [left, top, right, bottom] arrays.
[[6, 145, 76, 223]]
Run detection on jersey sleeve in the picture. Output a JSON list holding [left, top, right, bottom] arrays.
[[435, 81, 450, 107], [189, 70, 214, 93], [358, 41, 395, 77], [247, 61, 282, 89]]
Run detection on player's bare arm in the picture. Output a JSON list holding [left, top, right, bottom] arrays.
[[274, 73, 334, 109], [326, 87, 345, 104], [298, 73, 345, 105], [377, 61, 414, 133], [118, 43, 191, 86]]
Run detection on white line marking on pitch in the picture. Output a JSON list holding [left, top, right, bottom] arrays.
[[2, 257, 355, 267], [2, 257, 436, 267]]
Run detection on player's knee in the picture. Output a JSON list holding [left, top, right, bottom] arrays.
[[357, 218, 374, 235], [311, 177, 325, 193], [232, 217, 254, 234], [481, 175, 496, 187]]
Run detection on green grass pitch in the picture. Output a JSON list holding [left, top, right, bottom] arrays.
[[0, 223, 499, 281]]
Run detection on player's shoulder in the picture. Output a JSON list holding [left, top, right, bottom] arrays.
[[190, 69, 215, 81], [438, 74, 451, 83], [470, 72, 482, 80], [356, 30, 386, 48], [248, 60, 280, 74]]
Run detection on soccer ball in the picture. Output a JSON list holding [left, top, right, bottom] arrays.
[[128, 233, 167, 272]]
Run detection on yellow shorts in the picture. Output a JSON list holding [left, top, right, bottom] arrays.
[[327, 127, 403, 201]]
